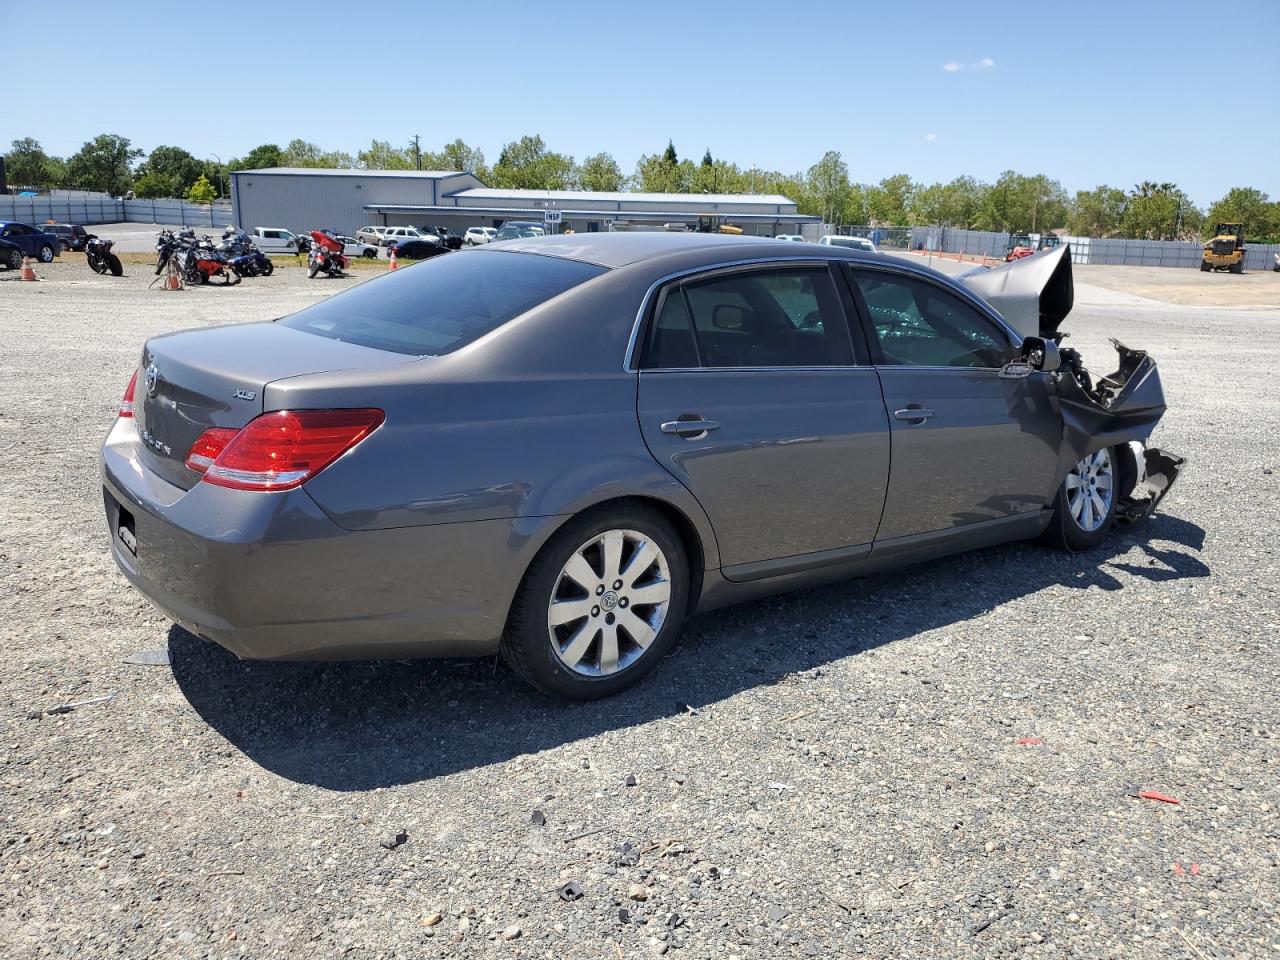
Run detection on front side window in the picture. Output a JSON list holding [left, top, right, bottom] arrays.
[[640, 267, 853, 369], [849, 270, 1012, 368], [280, 250, 606, 356]]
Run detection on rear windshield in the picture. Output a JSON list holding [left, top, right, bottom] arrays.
[[279, 250, 607, 356]]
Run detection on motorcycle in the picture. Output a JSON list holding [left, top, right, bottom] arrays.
[[84, 235, 123, 276], [307, 230, 348, 278], [181, 235, 240, 286], [154, 228, 192, 275], [218, 228, 274, 278]]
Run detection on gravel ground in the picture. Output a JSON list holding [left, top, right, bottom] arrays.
[[1, 260, 1277, 959]]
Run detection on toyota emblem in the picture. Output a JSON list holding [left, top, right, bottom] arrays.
[[144, 362, 159, 397]]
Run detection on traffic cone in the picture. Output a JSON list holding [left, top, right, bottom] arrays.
[[20, 257, 38, 281], [388, 246, 398, 271], [165, 257, 183, 291]]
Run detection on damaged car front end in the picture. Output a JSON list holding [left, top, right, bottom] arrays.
[[961, 245, 1184, 526]]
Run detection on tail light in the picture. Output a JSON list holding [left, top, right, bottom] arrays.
[[119, 370, 138, 418], [186, 409, 384, 491]]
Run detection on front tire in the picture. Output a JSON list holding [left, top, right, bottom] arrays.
[[308, 262, 321, 279], [106, 253, 123, 277], [1044, 447, 1120, 550], [502, 505, 689, 700], [37, 244, 55, 263]]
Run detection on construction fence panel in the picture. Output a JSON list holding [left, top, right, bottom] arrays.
[[0, 194, 233, 228]]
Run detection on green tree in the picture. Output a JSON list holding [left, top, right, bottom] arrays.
[[867, 174, 916, 225], [701, 148, 713, 168], [489, 135, 577, 189], [281, 138, 353, 169], [977, 171, 1067, 233], [132, 171, 173, 199], [185, 175, 217, 204], [1066, 185, 1127, 237], [229, 144, 285, 171], [357, 139, 415, 170], [136, 145, 204, 197], [805, 150, 850, 224], [1120, 182, 1200, 240], [578, 152, 624, 192], [1205, 187, 1280, 243], [65, 133, 141, 195], [430, 139, 488, 178], [4, 137, 63, 189], [663, 140, 678, 165]]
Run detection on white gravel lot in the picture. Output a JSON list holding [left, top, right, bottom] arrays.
[[0, 258, 1277, 959]]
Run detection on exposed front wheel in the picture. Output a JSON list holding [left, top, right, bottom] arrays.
[[1044, 447, 1120, 550], [502, 505, 689, 700]]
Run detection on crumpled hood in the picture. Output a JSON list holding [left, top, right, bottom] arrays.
[[959, 243, 1074, 338]]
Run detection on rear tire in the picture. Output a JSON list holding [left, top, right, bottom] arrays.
[[5, 248, 21, 270], [1043, 447, 1120, 551], [38, 244, 55, 263], [502, 504, 689, 700], [261, 260, 274, 276], [1200, 261, 1211, 272], [1229, 262, 1244, 274], [106, 253, 123, 277]]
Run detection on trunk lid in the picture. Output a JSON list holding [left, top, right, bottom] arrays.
[[135, 322, 413, 490]]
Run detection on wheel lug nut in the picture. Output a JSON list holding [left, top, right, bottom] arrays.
[[613, 580, 623, 590], [591, 606, 600, 617], [596, 585, 605, 595], [619, 598, 628, 608], [605, 613, 615, 625]]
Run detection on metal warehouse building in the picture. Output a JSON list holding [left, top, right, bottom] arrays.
[[229, 167, 818, 238]]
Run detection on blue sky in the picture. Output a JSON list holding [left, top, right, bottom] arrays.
[[3, 0, 1276, 206]]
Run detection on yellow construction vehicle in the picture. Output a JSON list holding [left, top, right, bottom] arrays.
[[694, 214, 743, 235], [1201, 222, 1245, 273]]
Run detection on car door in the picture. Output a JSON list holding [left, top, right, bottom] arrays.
[[2, 224, 32, 256], [844, 264, 1061, 543], [636, 263, 891, 576]]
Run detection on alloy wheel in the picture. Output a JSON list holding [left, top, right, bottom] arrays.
[[1064, 448, 1114, 532], [547, 529, 671, 677]]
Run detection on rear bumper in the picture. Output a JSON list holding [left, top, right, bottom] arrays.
[[101, 418, 553, 660]]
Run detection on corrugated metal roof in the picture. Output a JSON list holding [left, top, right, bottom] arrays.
[[365, 203, 819, 222], [234, 167, 465, 179], [454, 187, 796, 206]]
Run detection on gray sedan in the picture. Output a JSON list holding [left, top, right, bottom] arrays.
[[101, 234, 1182, 699]]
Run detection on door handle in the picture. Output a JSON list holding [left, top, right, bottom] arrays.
[[660, 418, 720, 438], [893, 407, 936, 423]]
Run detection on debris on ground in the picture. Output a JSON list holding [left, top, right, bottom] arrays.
[[380, 830, 409, 850], [556, 881, 584, 902], [25, 693, 117, 719], [628, 883, 649, 901], [123, 648, 171, 666]]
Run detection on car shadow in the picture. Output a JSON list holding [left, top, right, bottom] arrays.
[[169, 514, 1208, 790]]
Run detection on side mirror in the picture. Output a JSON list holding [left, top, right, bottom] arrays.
[[712, 304, 746, 331], [1021, 336, 1061, 372]]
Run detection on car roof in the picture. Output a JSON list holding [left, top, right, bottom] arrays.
[[486, 231, 844, 268]]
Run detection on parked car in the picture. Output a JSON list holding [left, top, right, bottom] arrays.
[[774, 234, 805, 242], [0, 236, 23, 270], [465, 226, 498, 246], [417, 225, 463, 250], [381, 226, 432, 247], [246, 227, 304, 253], [818, 235, 877, 253], [357, 225, 390, 246], [385, 238, 450, 260], [101, 234, 1182, 700], [493, 220, 546, 242], [43, 222, 92, 252], [0, 221, 60, 262], [333, 235, 379, 259]]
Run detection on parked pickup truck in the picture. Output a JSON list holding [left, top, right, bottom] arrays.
[[246, 227, 305, 253]]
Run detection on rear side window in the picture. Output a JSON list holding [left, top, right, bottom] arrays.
[[639, 267, 853, 369], [280, 250, 607, 356]]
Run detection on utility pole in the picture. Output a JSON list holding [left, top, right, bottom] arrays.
[[412, 134, 421, 171]]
